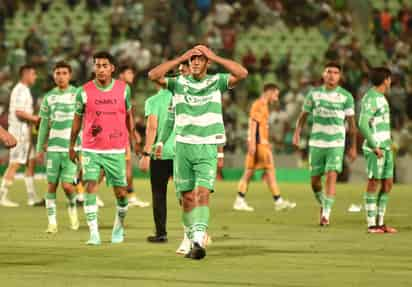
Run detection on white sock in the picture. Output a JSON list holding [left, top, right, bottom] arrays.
[[24, 176, 36, 198], [46, 199, 57, 225], [84, 204, 99, 234], [193, 230, 206, 247]]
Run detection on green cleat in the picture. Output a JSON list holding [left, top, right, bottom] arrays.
[[86, 232, 101, 246], [111, 225, 125, 244]]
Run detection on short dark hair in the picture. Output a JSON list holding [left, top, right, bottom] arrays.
[[93, 51, 115, 66], [369, 67, 391, 86], [53, 61, 72, 73], [19, 64, 35, 77], [263, 83, 279, 92], [118, 65, 135, 75], [324, 62, 342, 71]]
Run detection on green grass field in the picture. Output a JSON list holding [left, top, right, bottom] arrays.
[[1, 179, 411, 287]]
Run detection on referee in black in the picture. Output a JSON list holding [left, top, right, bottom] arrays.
[[139, 85, 175, 243]]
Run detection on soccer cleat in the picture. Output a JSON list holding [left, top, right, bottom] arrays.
[[176, 236, 191, 255], [190, 242, 206, 260], [233, 196, 254, 212], [46, 224, 58, 234], [379, 225, 398, 233], [368, 226, 385, 234], [147, 234, 168, 243], [111, 225, 125, 243], [96, 196, 105, 208], [274, 199, 296, 211], [320, 216, 329, 227], [68, 207, 79, 230], [0, 197, 19, 207], [28, 198, 45, 207], [86, 232, 101, 245], [128, 196, 150, 208]]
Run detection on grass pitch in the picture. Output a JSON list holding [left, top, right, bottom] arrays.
[[0, 179, 411, 287]]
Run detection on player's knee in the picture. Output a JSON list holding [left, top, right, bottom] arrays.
[[182, 191, 196, 211], [61, 182, 73, 192], [197, 187, 210, 206]]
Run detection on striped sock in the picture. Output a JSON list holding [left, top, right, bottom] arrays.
[[46, 192, 57, 225], [321, 195, 335, 220], [313, 190, 324, 205], [377, 191, 389, 226], [182, 210, 194, 241], [114, 197, 128, 228], [364, 192, 377, 227], [84, 193, 98, 234]]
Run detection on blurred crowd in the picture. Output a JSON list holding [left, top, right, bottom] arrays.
[[0, 0, 411, 161]]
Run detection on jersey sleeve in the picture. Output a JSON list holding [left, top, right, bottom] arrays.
[[75, 87, 85, 115], [165, 77, 177, 93], [125, 85, 132, 111], [218, 73, 230, 93], [358, 96, 377, 148], [144, 97, 158, 117], [39, 95, 49, 119], [344, 93, 355, 116], [302, 90, 314, 113]]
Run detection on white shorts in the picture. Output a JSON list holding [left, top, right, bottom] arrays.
[[9, 140, 35, 164]]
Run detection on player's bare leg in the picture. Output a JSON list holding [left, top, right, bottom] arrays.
[[0, 162, 21, 207], [264, 169, 296, 211], [84, 181, 101, 245], [111, 186, 129, 243], [25, 157, 43, 206], [320, 171, 337, 226], [233, 169, 255, 211]]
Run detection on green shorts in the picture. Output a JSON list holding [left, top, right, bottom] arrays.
[[364, 148, 393, 179], [174, 142, 217, 197], [81, 151, 127, 187], [46, 151, 77, 184], [309, 147, 344, 176]]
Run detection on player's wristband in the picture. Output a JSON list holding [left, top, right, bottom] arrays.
[[217, 152, 224, 159], [142, 151, 151, 157]]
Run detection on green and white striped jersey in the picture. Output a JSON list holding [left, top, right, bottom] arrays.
[[166, 73, 230, 144], [303, 85, 354, 148], [359, 88, 391, 150], [39, 85, 78, 152]]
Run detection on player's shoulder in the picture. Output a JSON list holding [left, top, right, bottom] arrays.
[[336, 86, 352, 97], [361, 88, 376, 103], [250, 99, 262, 112]]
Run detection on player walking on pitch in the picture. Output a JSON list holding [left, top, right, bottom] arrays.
[[234, 83, 296, 212], [148, 45, 247, 259], [358, 67, 397, 234], [293, 62, 357, 226], [0, 65, 42, 207], [36, 61, 79, 233], [69, 51, 139, 245]]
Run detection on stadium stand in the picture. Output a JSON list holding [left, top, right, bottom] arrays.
[[0, 0, 411, 179]]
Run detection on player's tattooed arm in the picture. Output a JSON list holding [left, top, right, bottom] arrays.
[[0, 126, 17, 148], [148, 48, 201, 87], [69, 114, 82, 163], [247, 119, 257, 155], [346, 115, 357, 161], [293, 111, 309, 147], [126, 109, 140, 154]]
